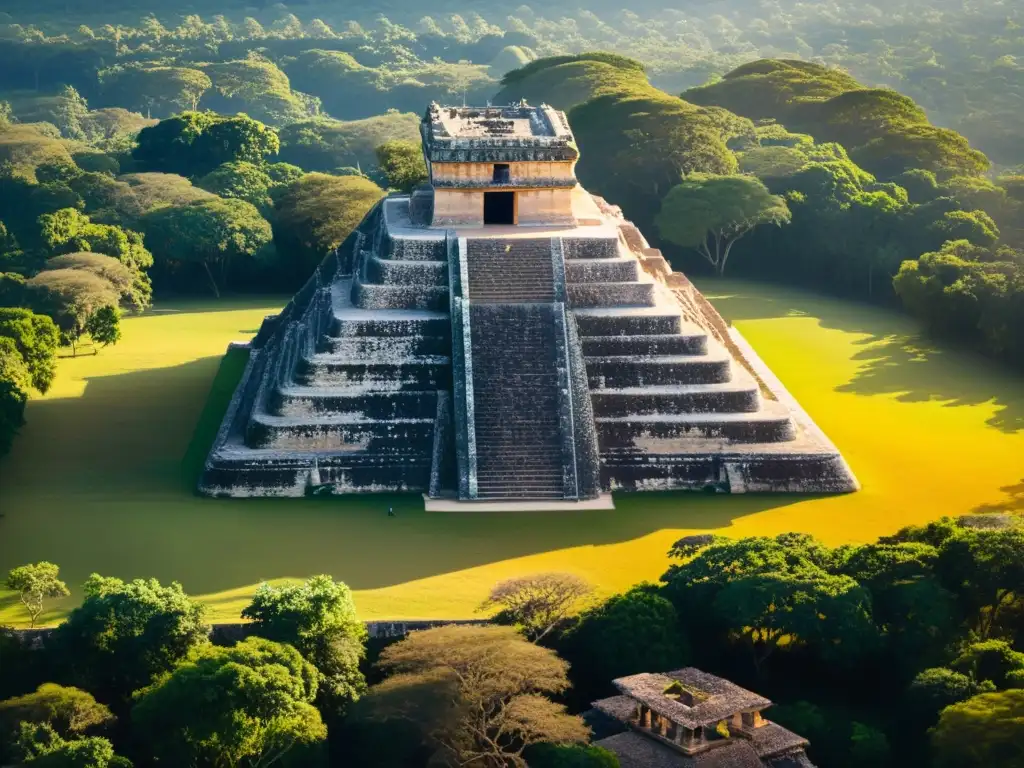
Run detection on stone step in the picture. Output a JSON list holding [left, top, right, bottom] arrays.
[[272, 388, 439, 420], [476, 486, 564, 494], [319, 335, 451, 358], [586, 353, 732, 388], [562, 238, 620, 260], [366, 256, 447, 287], [470, 290, 557, 304], [383, 233, 447, 261], [568, 282, 657, 309], [246, 413, 436, 452], [573, 307, 682, 337], [476, 464, 564, 473], [296, 357, 451, 390], [473, 439, 562, 448], [331, 308, 449, 338], [581, 333, 707, 357], [590, 383, 761, 416], [475, 479, 565, 488], [596, 405, 797, 446], [565, 258, 639, 283], [476, 470, 564, 478], [475, 490, 566, 499], [352, 281, 448, 312]]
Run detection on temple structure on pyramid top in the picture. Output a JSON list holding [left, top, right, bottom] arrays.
[[199, 101, 858, 506]]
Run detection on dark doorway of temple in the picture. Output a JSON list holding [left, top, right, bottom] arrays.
[[483, 191, 515, 225]]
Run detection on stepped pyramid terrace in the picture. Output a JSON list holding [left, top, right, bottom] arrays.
[[591, 668, 817, 767], [199, 101, 858, 506]]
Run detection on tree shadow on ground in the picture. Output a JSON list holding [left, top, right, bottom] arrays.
[[974, 479, 1024, 514], [143, 295, 287, 316], [702, 280, 1024, 433], [0, 356, 797, 598]]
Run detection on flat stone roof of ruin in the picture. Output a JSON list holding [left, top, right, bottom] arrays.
[[421, 102, 578, 162], [612, 669, 772, 729]]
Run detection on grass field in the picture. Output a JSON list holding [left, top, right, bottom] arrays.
[[0, 281, 1021, 627]]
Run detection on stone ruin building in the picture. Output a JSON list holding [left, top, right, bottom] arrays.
[[591, 668, 816, 767], [199, 102, 858, 506]]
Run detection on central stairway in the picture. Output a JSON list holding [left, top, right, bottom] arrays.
[[467, 239, 562, 499], [466, 239, 556, 303], [470, 304, 564, 499], [449, 237, 601, 502]]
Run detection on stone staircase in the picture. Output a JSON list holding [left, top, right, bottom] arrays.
[[563, 236, 810, 491], [200, 198, 457, 496], [244, 289, 451, 479], [466, 238, 557, 303], [469, 304, 565, 499], [459, 238, 568, 500]]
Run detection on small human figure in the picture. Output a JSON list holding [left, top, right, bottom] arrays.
[[388, 506, 395, 517]]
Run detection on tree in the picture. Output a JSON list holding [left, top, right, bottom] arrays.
[[4, 562, 69, 627], [118, 172, 216, 213], [84, 306, 120, 348], [0, 375, 27, 456], [926, 210, 1000, 249], [0, 684, 113, 738], [242, 575, 368, 718], [272, 173, 383, 283], [26, 269, 119, 355], [906, 668, 985, 730], [198, 115, 280, 168], [655, 174, 791, 275], [932, 690, 1024, 768], [936, 527, 1024, 638], [101, 66, 212, 117], [143, 198, 272, 297], [51, 574, 209, 703], [196, 161, 275, 210], [481, 573, 593, 643], [43, 254, 138, 311], [52, 86, 89, 141], [0, 307, 59, 393], [893, 242, 1024, 363], [524, 743, 620, 768], [277, 113, 420, 173], [12, 722, 131, 768], [359, 625, 589, 767], [0, 336, 31, 392], [132, 637, 326, 768], [37, 209, 153, 310], [713, 570, 876, 675], [950, 640, 1024, 689], [570, 92, 742, 231], [662, 534, 877, 674], [375, 139, 427, 193], [132, 112, 218, 175], [835, 542, 956, 672], [560, 586, 688, 700]]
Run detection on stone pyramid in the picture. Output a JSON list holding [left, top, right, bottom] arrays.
[[200, 103, 857, 504]]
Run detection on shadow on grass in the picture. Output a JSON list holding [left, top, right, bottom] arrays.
[[0, 352, 794, 598], [142, 294, 288, 317], [974, 479, 1024, 514], [181, 345, 251, 490], [703, 280, 1024, 433]]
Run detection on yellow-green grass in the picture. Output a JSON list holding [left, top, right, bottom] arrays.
[[0, 282, 1021, 627]]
